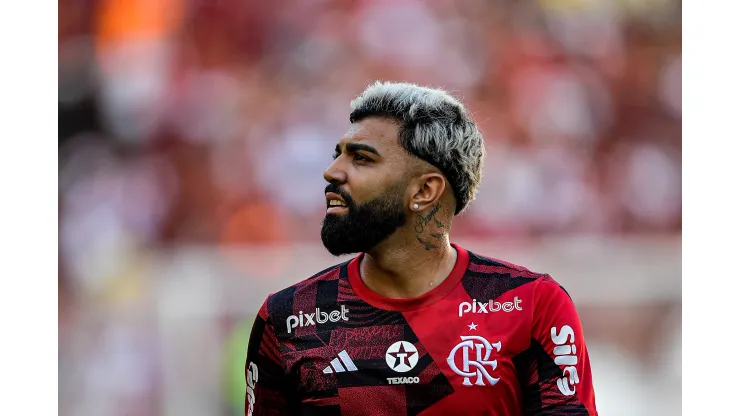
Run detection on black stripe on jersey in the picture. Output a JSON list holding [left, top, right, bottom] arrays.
[[468, 251, 540, 274], [267, 286, 297, 338], [468, 251, 511, 267], [516, 339, 589, 416], [246, 315, 291, 392], [246, 314, 266, 364], [317, 278, 340, 309], [308, 260, 351, 281], [311, 279, 341, 346], [403, 322, 420, 344], [340, 303, 406, 328], [512, 341, 541, 413], [461, 271, 536, 304], [370, 310, 406, 327], [338, 262, 350, 279]]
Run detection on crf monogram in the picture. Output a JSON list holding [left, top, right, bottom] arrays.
[[447, 336, 501, 386]]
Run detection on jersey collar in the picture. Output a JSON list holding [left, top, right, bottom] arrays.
[[348, 243, 470, 311]]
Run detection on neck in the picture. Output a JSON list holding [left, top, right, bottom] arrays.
[[359, 229, 458, 299]]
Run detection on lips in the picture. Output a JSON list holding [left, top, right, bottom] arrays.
[[325, 192, 348, 209]]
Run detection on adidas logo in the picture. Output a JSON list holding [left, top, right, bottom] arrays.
[[322, 350, 358, 374]]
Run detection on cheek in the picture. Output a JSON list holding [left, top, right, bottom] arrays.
[[357, 177, 400, 200], [346, 161, 410, 202]]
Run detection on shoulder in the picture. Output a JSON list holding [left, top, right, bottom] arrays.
[[463, 249, 569, 300], [262, 259, 352, 320], [466, 250, 553, 281]]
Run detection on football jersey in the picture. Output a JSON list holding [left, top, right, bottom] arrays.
[[245, 244, 598, 415]]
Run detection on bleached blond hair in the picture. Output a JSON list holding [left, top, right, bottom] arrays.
[[349, 81, 485, 214]]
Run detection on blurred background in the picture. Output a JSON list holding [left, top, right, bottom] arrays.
[[58, 0, 681, 415]]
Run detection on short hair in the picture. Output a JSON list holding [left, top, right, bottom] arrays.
[[349, 81, 485, 215]]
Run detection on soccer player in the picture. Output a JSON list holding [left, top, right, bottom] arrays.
[[245, 82, 598, 415]]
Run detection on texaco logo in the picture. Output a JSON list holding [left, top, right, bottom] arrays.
[[385, 341, 419, 373], [447, 336, 501, 386]]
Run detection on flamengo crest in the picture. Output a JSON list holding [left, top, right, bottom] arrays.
[[447, 336, 501, 386]]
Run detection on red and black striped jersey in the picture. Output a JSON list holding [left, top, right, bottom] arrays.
[[245, 244, 598, 416]]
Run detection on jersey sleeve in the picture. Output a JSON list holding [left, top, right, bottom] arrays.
[[245, 298, 298, 416], [520, 277, 598, 416]]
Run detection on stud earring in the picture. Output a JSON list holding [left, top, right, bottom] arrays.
[[413, 203, 419, 210]]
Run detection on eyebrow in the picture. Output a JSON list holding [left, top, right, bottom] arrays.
[[336, 142, 381, 156]]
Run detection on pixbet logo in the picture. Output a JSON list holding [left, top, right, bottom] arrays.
[[458, 297, 523, 317], [286, 305, 349, 333], [551, 325, 580, 396], [246, 362, 258, 416], [447, 336, 501, 386]]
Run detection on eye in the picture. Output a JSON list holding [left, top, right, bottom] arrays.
[[353, 154, 370, 163], [332, 152, 340, 160]]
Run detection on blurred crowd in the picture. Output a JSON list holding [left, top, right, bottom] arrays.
[[59, 0, 682, 248], [58, 1, 681, 415]]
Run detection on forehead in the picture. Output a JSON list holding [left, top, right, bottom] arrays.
[[339, 117, 402, 152]]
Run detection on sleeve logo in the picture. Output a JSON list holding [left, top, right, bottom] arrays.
[[550, 325, 580, 396], [246, 362, 258, 416]]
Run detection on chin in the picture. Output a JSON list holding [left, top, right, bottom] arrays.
[[320, 230, 356, 256], [320, 228, 366, 257], [325, 247, 358, 257], [320, 196, 406, 257], [320, 241, 359, 257]]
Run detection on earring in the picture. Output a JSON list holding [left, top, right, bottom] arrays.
[[413, 203, 419, 210]]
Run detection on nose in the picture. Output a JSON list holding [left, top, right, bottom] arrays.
[[323, 158, 347, 185]]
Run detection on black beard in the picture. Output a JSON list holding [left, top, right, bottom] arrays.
[[320, 184, 407, 256]]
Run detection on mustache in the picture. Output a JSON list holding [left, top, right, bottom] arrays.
[[325, 183, 355, 207]]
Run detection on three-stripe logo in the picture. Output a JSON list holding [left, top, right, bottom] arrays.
[[322, 350, 358, 373]]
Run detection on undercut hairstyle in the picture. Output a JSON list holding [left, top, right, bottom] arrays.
[[349, 81, 485, 215]]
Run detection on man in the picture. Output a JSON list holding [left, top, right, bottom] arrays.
[[245, 81, 598, 415]]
